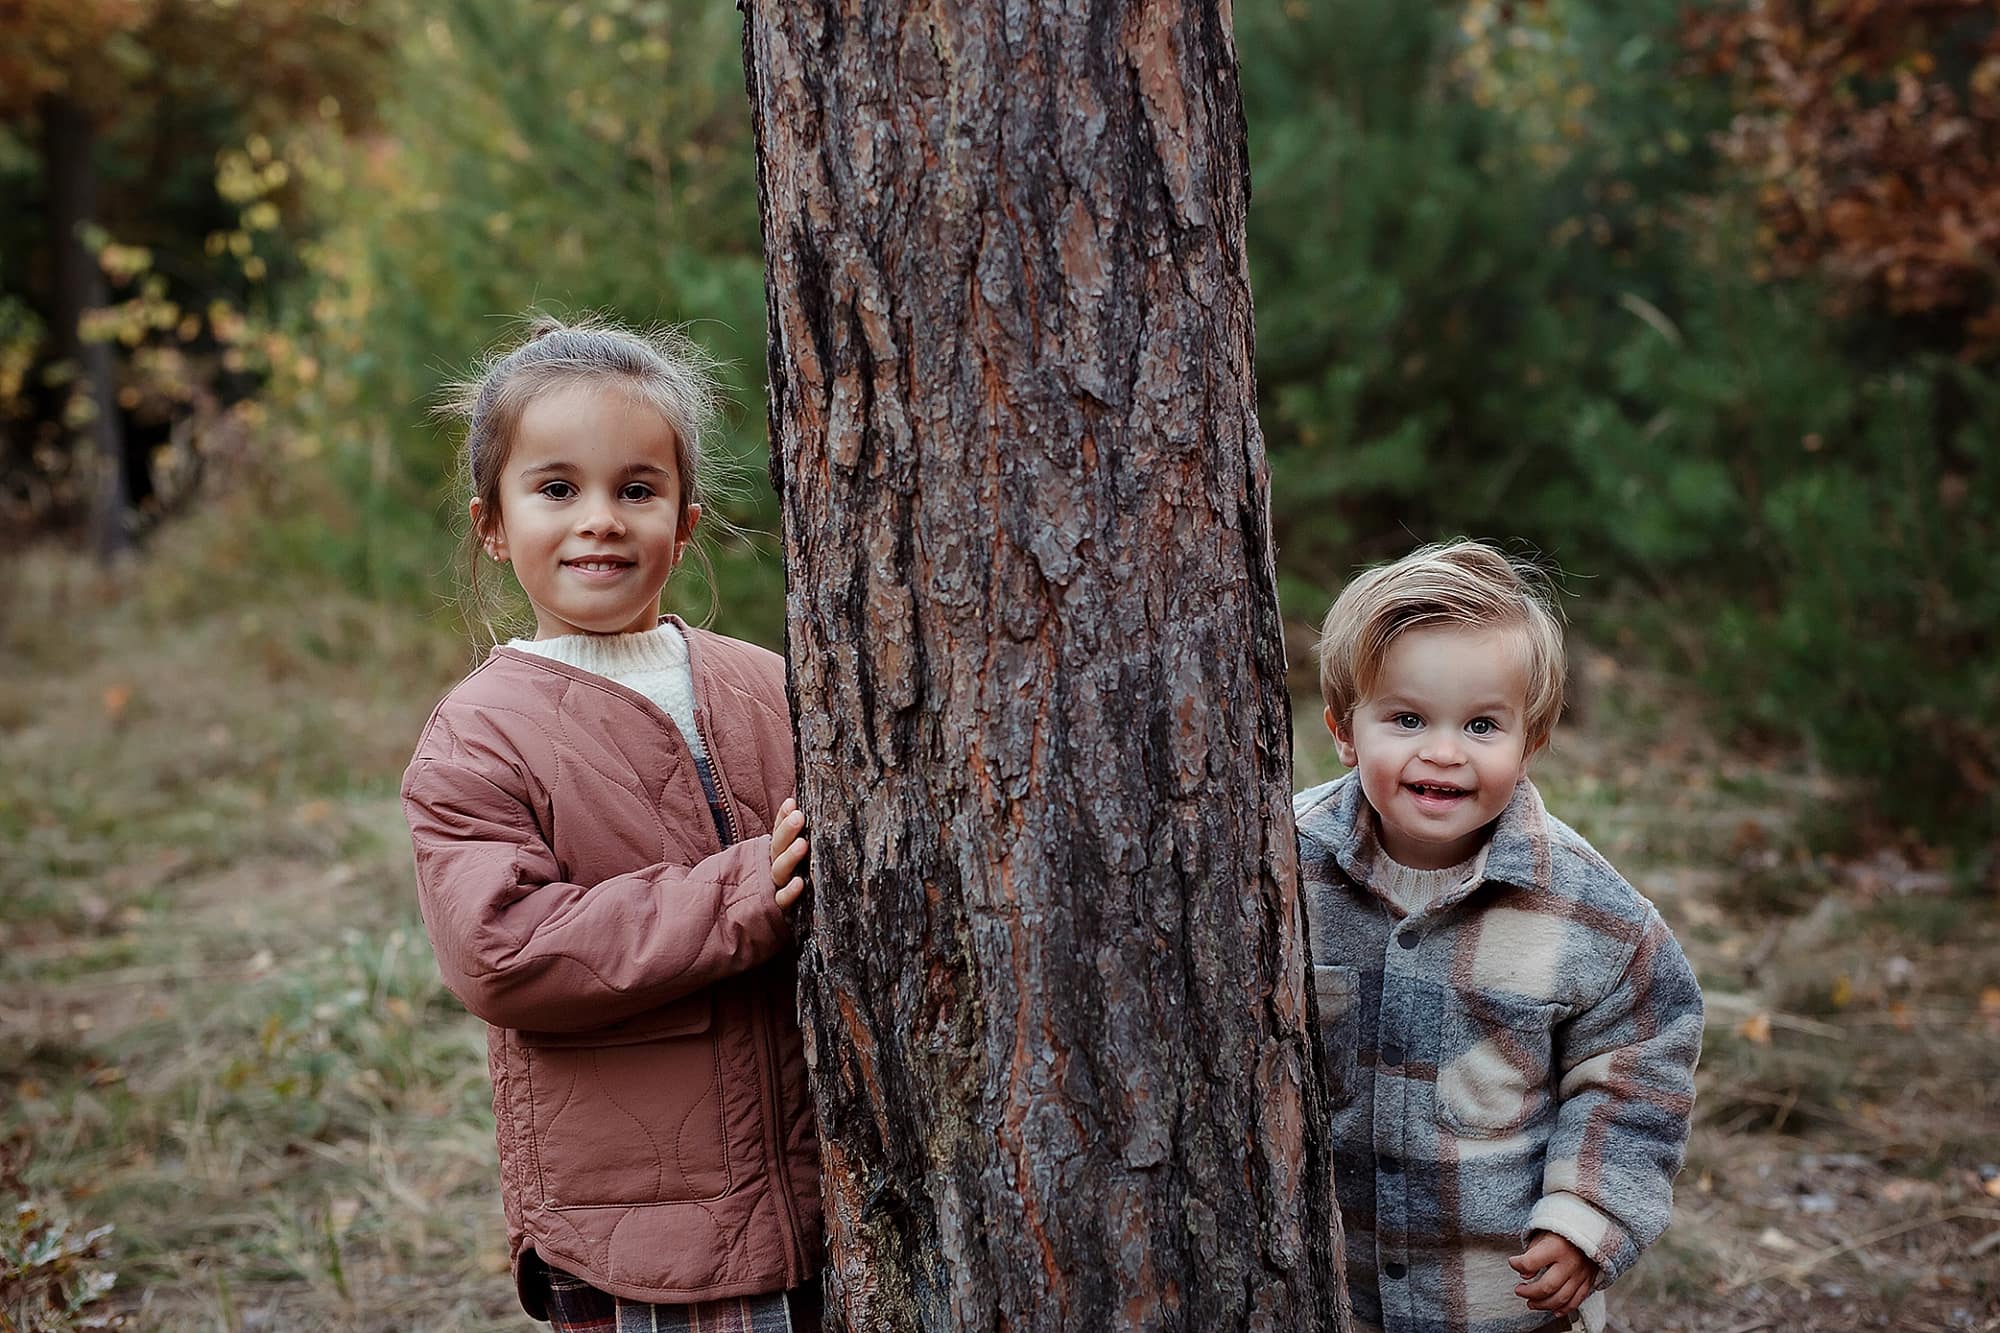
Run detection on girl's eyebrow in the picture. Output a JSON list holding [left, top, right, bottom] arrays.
[[517, 461, 673, 479]]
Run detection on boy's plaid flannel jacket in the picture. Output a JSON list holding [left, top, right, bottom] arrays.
[[1295, 774, 1703, 1333]]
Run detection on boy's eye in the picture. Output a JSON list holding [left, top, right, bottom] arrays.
[[1467, 717, 1497, 736], [1392, 713, 1423, 730], [537, 480, 576, 500], [619, 482, 655, 502]]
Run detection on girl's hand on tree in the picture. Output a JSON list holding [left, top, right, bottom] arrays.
[[1508, 1231, 1597, 1315], [771, 797, 810, 908]]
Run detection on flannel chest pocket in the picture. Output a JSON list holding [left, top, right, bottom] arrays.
[[1311, 964, 1362, 1106], [1436, 988, 1558, 1139], [517, 993, 731, 1206]]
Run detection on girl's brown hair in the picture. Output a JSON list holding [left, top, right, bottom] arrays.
[[440, 315, 733, 641]]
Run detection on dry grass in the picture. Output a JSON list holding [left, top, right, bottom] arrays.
[[1, 514, 516, 1331], [4, 534, 1996, 1330]]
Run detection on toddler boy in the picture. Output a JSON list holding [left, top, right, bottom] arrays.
[[1294, 540, 1702, 1333]]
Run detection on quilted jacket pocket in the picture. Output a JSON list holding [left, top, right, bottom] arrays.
[[519, 993, 731, 1205], [1311, 964, 1362, 1106], [516, 993, 713, 1048], [1436, 988, 1558, 1139]]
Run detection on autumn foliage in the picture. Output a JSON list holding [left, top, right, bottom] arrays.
[[1690, 0, 2000, 356]]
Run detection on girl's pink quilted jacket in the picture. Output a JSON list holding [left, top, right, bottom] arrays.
[[401, 622, 820, 1316]]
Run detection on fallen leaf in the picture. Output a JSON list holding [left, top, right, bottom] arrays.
[[102, 683, 132, 721], [1756, 1226, 1802, 1253], [1830, 975, 1853, 1009], [1738, 1011, 1774, 1045], [1888, 1000, 1914, 1032]]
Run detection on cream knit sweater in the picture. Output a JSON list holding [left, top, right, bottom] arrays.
[[510, 621, 707, 761]]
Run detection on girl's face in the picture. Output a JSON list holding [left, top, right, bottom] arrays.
[[472, 382, 698, 639], [1328, 624, 1540, 869]]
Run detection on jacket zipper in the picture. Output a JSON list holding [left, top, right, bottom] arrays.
[[751, 987, 811, 1280], [692, 716, 741, 850], [691, 689, 807, 1279]]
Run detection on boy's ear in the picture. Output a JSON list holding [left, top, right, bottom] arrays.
[[1325, 706, 1359, 769]]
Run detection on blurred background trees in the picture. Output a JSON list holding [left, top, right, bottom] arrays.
[[2, 0, 1993, 853], [0, 0, 391, 554]]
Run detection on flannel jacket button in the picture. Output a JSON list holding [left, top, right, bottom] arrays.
[[1381, 1042, 1405, 1068], [1397, 932, 1418, 950], [1383, 1261, 1408, 1280]]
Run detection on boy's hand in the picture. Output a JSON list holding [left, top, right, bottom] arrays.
[[771, 797, 809, 909], [1509, 1231, 1597, 1316]]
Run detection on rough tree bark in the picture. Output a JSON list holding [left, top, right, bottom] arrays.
[[743, 5, 1348, 1330]]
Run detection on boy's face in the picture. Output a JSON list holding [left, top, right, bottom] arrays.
[[1327, 624, 1541, 870]]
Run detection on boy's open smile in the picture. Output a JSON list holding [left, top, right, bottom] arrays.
[[1405, 779, 1473, 810]]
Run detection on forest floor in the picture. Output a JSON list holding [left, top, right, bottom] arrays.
[[4, 525, 1997, 1332]]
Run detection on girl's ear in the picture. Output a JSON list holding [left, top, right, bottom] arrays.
[[1325, 706, 1359, 769], [674, 503, 701, 563], [471, 497, 507, 561]]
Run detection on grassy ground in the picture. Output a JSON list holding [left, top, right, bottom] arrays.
[[4, 527, 1997, 1331]]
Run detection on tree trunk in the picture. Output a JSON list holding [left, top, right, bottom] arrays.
[[43, 92, 132, 562], [743, 5, 1348, 1331]]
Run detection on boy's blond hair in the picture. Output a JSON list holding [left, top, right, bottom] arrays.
[[1315, 540, 1567, 749]]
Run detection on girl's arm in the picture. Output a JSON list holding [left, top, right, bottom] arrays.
[[403, 754, 793, 1033]]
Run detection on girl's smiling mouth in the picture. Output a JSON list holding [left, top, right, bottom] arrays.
[[563, 556, 636, 580]]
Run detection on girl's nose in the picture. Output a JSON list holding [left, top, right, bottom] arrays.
[[576, 502, 625, 537]]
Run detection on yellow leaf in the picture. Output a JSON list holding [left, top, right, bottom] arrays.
[[1830, 975, 1853, 1009], [101, 683, 132, 721], [1737, 1012, 1773, 1045]]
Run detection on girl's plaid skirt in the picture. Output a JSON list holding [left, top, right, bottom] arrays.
[[544, 1267, 819, 1333]]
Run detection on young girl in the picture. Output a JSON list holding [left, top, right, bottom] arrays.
[[402, 317, 823, 1329]]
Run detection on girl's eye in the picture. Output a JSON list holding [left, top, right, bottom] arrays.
[[1467, 718, 1497, 737], [1393, 713, 1423, 730], [619, 483, 655, 502], [539, 480, 576, 500]]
